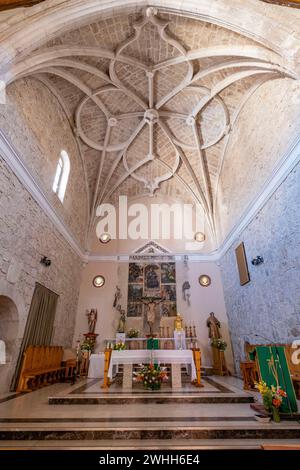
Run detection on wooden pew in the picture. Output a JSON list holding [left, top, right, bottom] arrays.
[[17, 345, 66, 392]]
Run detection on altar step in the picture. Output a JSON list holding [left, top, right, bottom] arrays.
[[1, 438, 300, 450], [48, 394, 254, 405], [1, 424, 300, 442]]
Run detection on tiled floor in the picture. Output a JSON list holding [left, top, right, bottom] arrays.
[[0, 376, 299, 449]]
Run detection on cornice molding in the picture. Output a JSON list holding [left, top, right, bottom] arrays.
[[0, 129, 299, 264]]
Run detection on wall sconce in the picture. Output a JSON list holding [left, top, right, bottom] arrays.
[[251, 256, 264, 266], [40, 256, 51, 267], [194, 232, 206, 242], [199, 274, 211, 287], [99, 233, 111, 244]]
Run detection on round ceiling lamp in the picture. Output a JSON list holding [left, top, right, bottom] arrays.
[[199, 274, 211, 287], [194, 232, 206, 242], [93, 275, 105, 288], [99, 233, 111, 244]]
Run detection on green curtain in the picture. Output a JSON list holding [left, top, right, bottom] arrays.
[[11, 283, 59, 391], [256, 346, 298, 413]]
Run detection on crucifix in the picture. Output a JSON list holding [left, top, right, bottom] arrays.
[[140, 296, 165, 336]]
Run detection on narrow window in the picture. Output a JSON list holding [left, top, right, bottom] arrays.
[[52, 150, 70, 202]]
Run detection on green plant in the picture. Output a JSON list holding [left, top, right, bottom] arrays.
[[211, 338, 227, 351], [255, 381, 287, 422], [127, 328, 139, 338], [114, 341, 126, 351], [80, 339, 93, 352]]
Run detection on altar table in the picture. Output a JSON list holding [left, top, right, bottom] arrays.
[[107, 349, 197, 389]]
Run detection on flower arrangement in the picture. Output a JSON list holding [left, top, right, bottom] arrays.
[[211, 338, 227, 351], [134, 363, 168, 390], [127, 328, 139, 338], [255, 381, 287, 422], [114, 341, 126, 351], [80, 339, 93, 352]]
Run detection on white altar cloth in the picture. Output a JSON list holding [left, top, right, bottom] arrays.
[[108, 349, 196, 380], [88, 353, 105, 378]]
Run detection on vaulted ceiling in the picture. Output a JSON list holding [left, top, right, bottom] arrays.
[[2, 2, 300, 243]]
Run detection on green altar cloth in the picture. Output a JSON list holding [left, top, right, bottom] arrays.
[[147, 338, 159, 350], [256, 345, 298, 413]]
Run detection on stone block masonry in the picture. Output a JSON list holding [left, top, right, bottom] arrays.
[[0, 156, 83, 393]]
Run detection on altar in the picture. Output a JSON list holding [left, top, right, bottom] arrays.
[[105, 349, 198, 389]]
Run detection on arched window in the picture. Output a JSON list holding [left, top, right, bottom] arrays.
[[52, 150, 70, 202]]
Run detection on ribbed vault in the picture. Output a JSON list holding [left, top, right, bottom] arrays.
[[1, 2, 299, 245]]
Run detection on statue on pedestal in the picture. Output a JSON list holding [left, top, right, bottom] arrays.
[[117, 308, 126, 333], [206, 312, 221, 339], [174, 312, 184, 331], [206, 312, 228, 376], [86, 309, 97, 334]]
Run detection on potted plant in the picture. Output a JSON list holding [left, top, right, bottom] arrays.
[[127, 328, 140, 349], [127, 328, 139, 338], [134, 363, 168, 390], [255, 381, 287, 423], [114, 341, 126, 351], [80, 339, 93, 353], [211, 338, 227, 351]]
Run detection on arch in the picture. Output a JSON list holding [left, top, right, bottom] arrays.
[[0, 295, 19, 394], [0, 0, 298, 76]]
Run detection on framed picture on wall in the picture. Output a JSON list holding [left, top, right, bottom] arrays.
[[235, 242, 250, 286]]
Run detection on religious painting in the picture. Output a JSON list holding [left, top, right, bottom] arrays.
[[160, 302, 177, 317], [128, 284, 143, 302], [144, 264, 160, 295], [161, 262, 176, 284], [235, 242, 250, 286], [127, 302, 143, 317], [128, 263, 143, 283], [127, 260, 177, 331], [161, 284, 176, 302]]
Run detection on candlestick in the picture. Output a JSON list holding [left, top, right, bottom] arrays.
[[185, 325, 188, 337], [189, 325, 193, 338], [193, 325, 197, 338], [166, 326, 170, 338]]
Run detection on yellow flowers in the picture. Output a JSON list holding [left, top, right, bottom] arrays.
[[255, 381, 269, 395]]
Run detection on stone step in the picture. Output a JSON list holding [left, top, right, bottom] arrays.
[[1, 438, 300, 450], [48, 394, 254, 405], [1, 425, 300, 441]]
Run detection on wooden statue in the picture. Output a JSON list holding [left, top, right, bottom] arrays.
[[206, 312, 229, 376], [86, 309, 97, 334]]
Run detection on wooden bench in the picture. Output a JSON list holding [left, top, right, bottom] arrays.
[[17, 345, 66, 392]]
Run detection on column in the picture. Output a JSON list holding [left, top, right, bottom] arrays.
[[171, 363, 182, 389], [122, 363, 133, 390]]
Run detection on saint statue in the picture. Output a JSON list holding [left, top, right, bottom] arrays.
[[113, 286, 121, 308], [86, 309, 97, 334], [174, 312, 184, 331], [206, 312, 221, 339], [140, 297, 164, 336], [117, 309, 126, 333]]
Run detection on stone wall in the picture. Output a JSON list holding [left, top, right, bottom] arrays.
[[216, 78, 300, 244], [0, 156, 83, 393], [219, 161, 300, 374], [0, 77, 88, 247]]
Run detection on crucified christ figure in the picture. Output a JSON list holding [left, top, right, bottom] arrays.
[[140, 297, 165, 336]]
